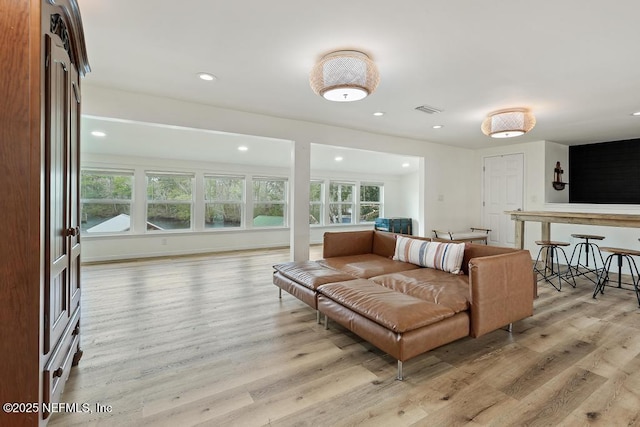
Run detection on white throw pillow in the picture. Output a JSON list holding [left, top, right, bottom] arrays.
[[393, 236, 465, 274]]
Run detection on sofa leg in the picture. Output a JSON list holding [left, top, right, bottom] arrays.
[[324, 315, 329, 330], [316, 310, 320, 324], [397, 360, 404, 381], [278, 288, 282, 299], [507, 322, 513, 333]]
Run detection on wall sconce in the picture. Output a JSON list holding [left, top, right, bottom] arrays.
[[552, 161, 567, 190]]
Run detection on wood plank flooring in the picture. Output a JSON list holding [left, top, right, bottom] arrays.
[[49, 248, 640, 426]]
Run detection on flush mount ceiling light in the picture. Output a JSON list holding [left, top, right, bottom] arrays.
[[481, 108, 536, 138], [91, 130, 106, 137], [310, 50, 380, 102]]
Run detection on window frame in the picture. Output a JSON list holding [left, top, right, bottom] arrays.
[[251, 176, 288, 228], [359, 182, 384, 223], [309, 180, 324, 226], [328, 181, 355, 225], [145, 171, 195, 232], [80, 168, 134, 235], [203, 174, 245, 229]]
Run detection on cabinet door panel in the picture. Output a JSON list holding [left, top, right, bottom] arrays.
[[69, 66, 81, 312], [44, 34, 71, 354]]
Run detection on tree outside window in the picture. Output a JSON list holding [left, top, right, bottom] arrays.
[[204, 175, 244, 228], [360, 183, 383, 222], [253, 178, 286, 227], [146, 172, 194, 230], [80, 170, 133, 233], [309, 181, 323, 225], [329, 182, 354, 224]]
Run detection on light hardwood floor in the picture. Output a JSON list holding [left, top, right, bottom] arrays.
[[49, 247, 640, 426]]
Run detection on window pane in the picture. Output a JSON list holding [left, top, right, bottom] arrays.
[[81, 170, 133, 234], [147, 174, 193, 201], [81, 203, 131, 233], [329, 204, 352, 224], [253, 203, 284, 227], [147, 203, 191, 230], [205, 176, 243, 201], [309, 204, 321, 225], [205, 203, 241, 228], [360, 204, 380, 222], [253, 179, 285, 202], [329, 182, 353, 202], [361, 185, 381, 202], [310, 182, 322, 202], [81, 172, 132, 200]]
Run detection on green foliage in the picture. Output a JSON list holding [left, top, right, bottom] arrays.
[[205, 176, 243, 201], [81, 172, 132, 200], [253, 179, 285, 202], [329, 182, 353, 202], [360, 185, 381, 202], [147, 174, 193, 201]]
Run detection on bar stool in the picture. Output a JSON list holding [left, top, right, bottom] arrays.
[[534, 240, 576, 291], [593, 247, 640, 307], [567, 234, 605, 284]]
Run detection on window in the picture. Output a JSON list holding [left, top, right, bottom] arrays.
[[204, 175, 244, 228], [252, 177, 287, 227], [146, 172, 194, 230], [309, 181, 323, 225], [329, 182, 354, 224], [360, 183, 383, 222], [80, 169, 133, 234]]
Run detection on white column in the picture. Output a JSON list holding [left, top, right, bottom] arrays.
[[418, 157, 426, 236], [290, 140, 311, 261]]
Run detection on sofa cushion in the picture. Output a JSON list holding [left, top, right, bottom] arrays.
[[370, 269, 470, 313], [318, 254, 420, 279], [393, 236, 465, 274], [319, 279, 455, 333], [273, 261, 356, 290]]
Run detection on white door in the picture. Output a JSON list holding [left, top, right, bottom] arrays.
[[483, 154, 524, 247]]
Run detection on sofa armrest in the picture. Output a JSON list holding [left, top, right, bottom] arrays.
[[323, 230, 374, 258], [468, 250, 534, 338]]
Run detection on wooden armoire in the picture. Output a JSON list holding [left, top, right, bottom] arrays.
[[0, 0, 89, 425]]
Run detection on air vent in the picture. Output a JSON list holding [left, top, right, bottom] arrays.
[[415, 105, 443, 114]]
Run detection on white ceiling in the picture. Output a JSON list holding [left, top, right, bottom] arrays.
[[77, 0, 640, 154]]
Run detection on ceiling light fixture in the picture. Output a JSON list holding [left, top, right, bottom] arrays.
[[632, 111, 640, 116], [373, 111, 385, 116], [481, 108, 536, 138], [238, 146, 248, 151], [197, 72, 217, 82], [91, 130, 106, 137], [309, 50, 380, 102], [334, 156, 344, 162], [432, 125, 443, 129]]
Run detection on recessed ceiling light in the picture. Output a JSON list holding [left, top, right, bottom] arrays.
[[91, 130, 106, 137], [334, 156, 343, 162], [432, 125, 443, 129], [238, 146, 248, 151], [632, 111, 640, 116], [197, 72, 217, 82], [402, 162, 410, 168], [373, 112, 385, 116]]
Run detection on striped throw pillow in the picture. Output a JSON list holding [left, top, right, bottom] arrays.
[[393, 236, 465, 274]]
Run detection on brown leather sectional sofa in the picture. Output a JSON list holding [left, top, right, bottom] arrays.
[[273, 230, 534, 380]]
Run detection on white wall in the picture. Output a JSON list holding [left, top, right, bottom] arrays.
[[82, 85, 478, 260]]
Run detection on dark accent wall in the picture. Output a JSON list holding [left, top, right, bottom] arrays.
[[569, 138, 640, 204]]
